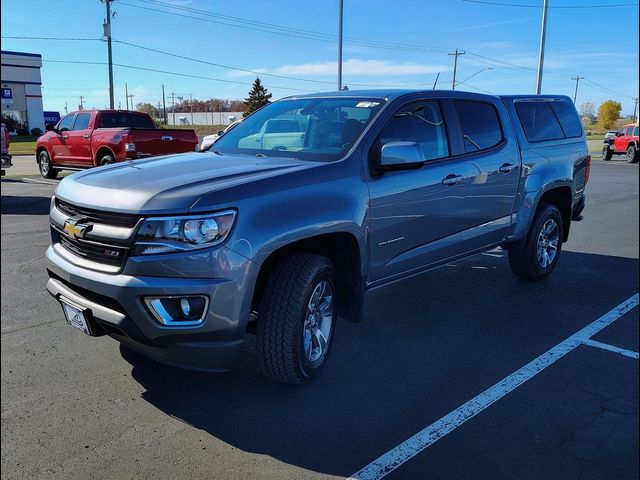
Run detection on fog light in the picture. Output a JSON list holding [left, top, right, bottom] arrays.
[[180, 297, 191, 317], [144, 295, 208, 326]]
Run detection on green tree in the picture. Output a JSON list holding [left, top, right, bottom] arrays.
[[597, 100, 622, 129], [243, 78, 272, 117], [135, 102, 156, 117]]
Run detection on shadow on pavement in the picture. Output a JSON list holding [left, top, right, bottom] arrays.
[[0, 195, 51, 215], [122, 250, 639, 477]]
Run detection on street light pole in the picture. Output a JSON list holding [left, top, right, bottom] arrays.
[[103, 0, 115, 109], [535, 0, 549, 94], [456, 67, 493, 89], [337, 0, 343, 91]]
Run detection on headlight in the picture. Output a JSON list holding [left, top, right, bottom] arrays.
[[133, 210, 236, 255]]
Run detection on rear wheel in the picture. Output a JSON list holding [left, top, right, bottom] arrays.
[[627, 144, 638, 163], [98, 154, 115, 166], [38, 150, 58, 179], [508, 203, 563, 281], [256, 254, 336, 385], [602, 145, 613, 161]]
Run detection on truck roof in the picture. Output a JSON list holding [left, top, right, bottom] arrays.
[[65, 109, 152, 116], [283, 89, 574, 104]]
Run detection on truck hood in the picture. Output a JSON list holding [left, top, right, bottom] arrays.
[[54, 152, 315, 214]]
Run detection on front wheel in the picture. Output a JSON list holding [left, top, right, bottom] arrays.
[[38, 151, 58, 179], [508, 204, 563, 281], [627, 144, 638, 163], [256, 254, 337, 385], [602, 145, 613, 161]]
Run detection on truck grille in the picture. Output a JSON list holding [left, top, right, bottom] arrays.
[[55, 198, 142, 228], [51, 198, 142, 272], [58, 235, 128, 268]]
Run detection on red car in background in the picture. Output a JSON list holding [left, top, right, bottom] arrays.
[[602, 123, 639, 163], [35, 110, 198, 178]]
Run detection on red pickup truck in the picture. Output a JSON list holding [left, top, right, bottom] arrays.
[[602, 123, 639, 163], [35, 110, 198, 178]]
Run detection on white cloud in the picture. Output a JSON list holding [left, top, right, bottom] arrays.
[[230, 58, 448, 78]]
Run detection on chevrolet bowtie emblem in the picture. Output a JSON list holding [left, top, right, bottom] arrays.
[[63, 218, 92, 239]]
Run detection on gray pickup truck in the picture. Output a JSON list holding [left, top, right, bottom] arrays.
[[45, 90, 589, 384]]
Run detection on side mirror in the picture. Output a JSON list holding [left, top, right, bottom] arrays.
[[378, 141, 424, 171], [615, 132, 622, 137], [45, 123, 56, 132]]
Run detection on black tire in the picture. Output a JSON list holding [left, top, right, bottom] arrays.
[[99, 154, 115, 166], [627, 144, 638, 163], [508, 203, 564, 281], [38, 150, 58, 179], [602, 145, 613, 161], [256, 253, 337, 385]]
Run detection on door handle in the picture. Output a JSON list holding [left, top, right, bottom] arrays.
[[82, 134, 90, 139], [499, 163, 517, 173], [442, 174, 463, 186], [62, 135, 69, 140]]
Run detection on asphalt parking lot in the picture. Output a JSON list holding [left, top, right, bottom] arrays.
[[1, 158, 638, 480]]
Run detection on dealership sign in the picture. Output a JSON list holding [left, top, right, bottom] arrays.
[[1, 87, 12, 105], [44, 111, 61, 125]]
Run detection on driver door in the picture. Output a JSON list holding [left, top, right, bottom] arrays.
[[49, 114, 76, 164], [367, 100, 472, 285]]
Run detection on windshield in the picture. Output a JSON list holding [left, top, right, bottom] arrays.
[[212, 97, 386, 161], [97, 113, 155, 129]]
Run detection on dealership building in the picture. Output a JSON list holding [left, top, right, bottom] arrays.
[[1, 50, 45, 134]]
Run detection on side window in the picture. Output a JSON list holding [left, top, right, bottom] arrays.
[[379, 101, 449, 161], [634, 126, 639, 137], [549, 100, 582, 138], [624, 126, 633, 136], [73, 113, 91, 131], [453, 100, 503, 153], [514, 101, 565, 142], [57, 114, 76, 132], [618, 127, 626, 136]]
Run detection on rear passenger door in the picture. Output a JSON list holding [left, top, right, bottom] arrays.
[[452, 99, 521, 251]]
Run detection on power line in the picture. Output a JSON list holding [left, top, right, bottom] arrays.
[[36, 59, 318, 92], [1, 35, 439, 88], [118, 0, 450, 54], [461, 0, 639, 8]]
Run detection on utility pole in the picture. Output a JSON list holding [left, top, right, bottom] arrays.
[[571, 75, 584, 104], [162, 85, 167, 125], [337, 0, 344, 91], [127, 94, 135, 110], [633, 98, 639, 123], [79, 96, 85, 110], [64, 101, 68, 114], [125, 82, 129, 110], [432, 72, 440, 90], [102, 0, 115, 109], [189, 93, 194, 125], [448, 49, 465, 90], [535, 0, 549, 94]]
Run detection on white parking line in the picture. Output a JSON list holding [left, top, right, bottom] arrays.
[[581, 338, 639, 360], [20, 177, 57, 185], [348, 293, 639, 480]]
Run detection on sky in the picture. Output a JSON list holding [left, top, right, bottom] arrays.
[[1, 0, 638, 115]]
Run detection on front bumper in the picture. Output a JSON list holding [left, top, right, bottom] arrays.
[[45, 243, 259, 372]]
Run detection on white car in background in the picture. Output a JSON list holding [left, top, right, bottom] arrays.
[[200, 120, 241, 151]]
